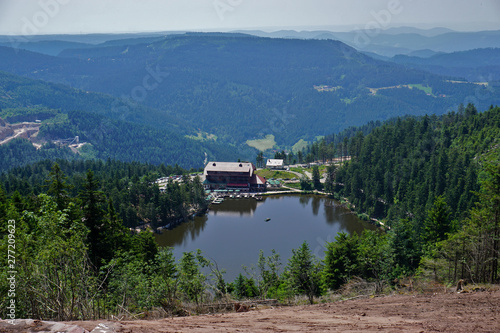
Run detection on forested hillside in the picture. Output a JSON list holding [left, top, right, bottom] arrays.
[[1, 34, 497, 148], [0, 105, 499, 320], [0, 71, 252, 171], [327, 104, 499, 222], [0, 70, 183, 130], [0, 160, 212, 320], [301, 105, 500, 280]]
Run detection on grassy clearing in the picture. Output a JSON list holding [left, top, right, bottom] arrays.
[[255, 169, 298, 179], [292, 139, 309, 153], [284, 182, 301, 189], [341, 97, 358, 105], [290, 167, 307, 177], [408, 84, 433, 95], [246, 134, 276, 151], [185, 132, 217, 141]]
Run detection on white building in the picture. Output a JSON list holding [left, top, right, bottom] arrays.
[[266, 159, 284, 170]]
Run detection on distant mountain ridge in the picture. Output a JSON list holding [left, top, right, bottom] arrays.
[[232, 29, 500, 57], [0, 32, 499, 150], [391, 48, 500, 81]]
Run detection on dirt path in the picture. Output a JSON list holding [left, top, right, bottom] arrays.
[[2, 290, 493, 332]]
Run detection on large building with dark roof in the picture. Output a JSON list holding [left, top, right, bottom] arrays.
[[203, 162, 266, 192]]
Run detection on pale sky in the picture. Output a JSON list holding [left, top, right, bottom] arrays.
[[0, 0, 499, 35]]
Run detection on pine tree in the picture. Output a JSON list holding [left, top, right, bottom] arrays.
[[46, 163, 73, 211], [79, 170, 106, 268], [287, 242, 322, 304], [312, 165, 321, 190], [423, 195, 451, 246], [178, 251, 205, 304]]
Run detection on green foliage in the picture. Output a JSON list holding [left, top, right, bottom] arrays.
[[423, 196, 451, 246], [0, 100, 499, 318], [324, 105, 500, 223], [38, 109, 248, 169], [322, 233, 360, 290], [232, 273, 258, 300], [257, 249, 282, 299], [178, 251, 206, 304], [300, 176, 313, 191], [0, 194, 98, 320], [242, 249, 282, 299], [0, 159, 207, 229], [357, 231, 393, 291], [426, 161, 500, 284], [105, 253, 156, 311], [286, 242, 322, 304], [312, 165, 322, 190], [0, 106, 59, 123], [324, 164, 336, 194], [46, 162, 73, 211], [387, 219, 422, 275], [0, 139, 76, 173], [0, 70, 253, 172]]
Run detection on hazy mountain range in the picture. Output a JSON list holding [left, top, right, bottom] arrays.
[[0, 28, 499, 169]]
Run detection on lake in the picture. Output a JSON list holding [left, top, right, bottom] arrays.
[[155, 194, 377, 281]]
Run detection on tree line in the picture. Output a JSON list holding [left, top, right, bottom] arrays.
[[1, 104, 499, 321], [2, 155, 496, 321], [0, 159, 406, 319], [316, 104, 500, 282], [0, 159, 207, 229]]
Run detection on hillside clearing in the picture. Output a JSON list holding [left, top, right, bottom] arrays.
[[292, 139, 309, 153], [255, 169, 297, 180], [246, 134, 276, 151]]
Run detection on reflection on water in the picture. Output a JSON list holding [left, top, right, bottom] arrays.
[[155, 195, 376, 280], [311, 196, 321, 216], [159, 215, 209, 248], [211, 198, 263, 217]]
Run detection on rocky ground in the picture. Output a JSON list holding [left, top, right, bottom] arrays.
[[2, 290, 499, 332]]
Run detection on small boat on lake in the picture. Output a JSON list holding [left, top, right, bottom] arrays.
[[265, 218, 271, 222]]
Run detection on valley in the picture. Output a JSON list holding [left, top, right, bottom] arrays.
[[0, 16, 499, 328], [1, 33, 498, 152]]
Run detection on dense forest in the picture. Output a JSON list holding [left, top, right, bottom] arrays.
[[303, 104, 500, 279], [1, 34, 498, 148], [1, 104, 499, 321], [0, 71, 255, 171], [0, 159, 205, 229], [303, 104, 498, 220]]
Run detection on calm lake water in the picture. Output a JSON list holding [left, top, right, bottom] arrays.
[[155, 194, 376, 280]]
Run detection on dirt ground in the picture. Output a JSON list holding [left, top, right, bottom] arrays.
[[2, 290, 500, 332]]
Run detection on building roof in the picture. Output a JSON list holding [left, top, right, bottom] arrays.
[[250, 174, 266, 186], [204, 162, 255, 176], [266, 159, 284, 167]]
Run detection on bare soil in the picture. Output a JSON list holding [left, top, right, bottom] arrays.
[[2, 290, 499, 332]]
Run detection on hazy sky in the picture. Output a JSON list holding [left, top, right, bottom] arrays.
[[0, 0, 499, 35]]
